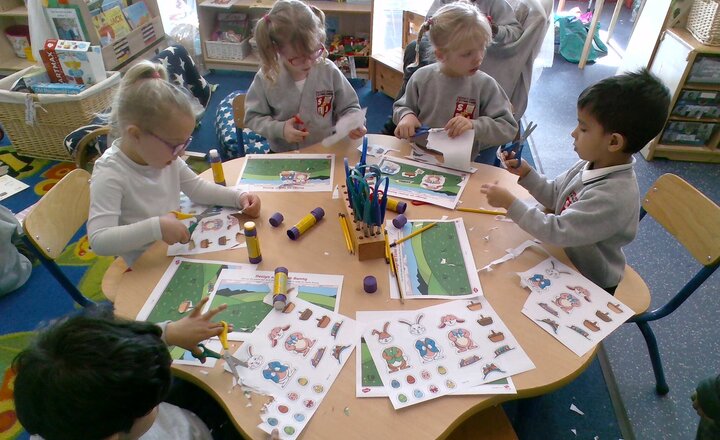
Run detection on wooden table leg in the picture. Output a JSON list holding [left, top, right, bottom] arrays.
[[606, 0, 625, 42]]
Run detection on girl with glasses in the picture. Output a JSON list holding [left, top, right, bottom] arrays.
[[245, 0, 366, 152], [87, 60, 261, 267]]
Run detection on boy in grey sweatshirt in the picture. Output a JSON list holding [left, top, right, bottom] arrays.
[[481, 69, 670, 291]]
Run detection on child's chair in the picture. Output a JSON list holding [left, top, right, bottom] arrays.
[[22, 168, 95, 307], [214, 90, 270, 159], [614, 173, 720, 395]]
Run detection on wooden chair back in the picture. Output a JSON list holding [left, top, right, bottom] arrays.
[[23, 168, 91, 260], [402, 10, 426, 48], [642, 173, 720, 267], [75, 126, 111, 171], [232, 93, 246, 132]]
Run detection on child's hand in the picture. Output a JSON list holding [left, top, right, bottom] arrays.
[[283, 118, 310, 143], [239, 192, 261, 217], [500, 150, 532, 178], [395, 114, 421, 139], [444, 116, 473, 138], [159, 213, 190, 245], [164, 297, 230, 353], [480, 181, 517, 210], [349, 125, 367, 140]]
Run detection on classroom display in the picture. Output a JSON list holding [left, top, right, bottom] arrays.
[[231, 298, 356, 440], [236, 154, 335, 192], [519, 257, 633, 356], [361, 299, 534, 409], [387, 218, 483, 299], [376, 156, 470, 208]]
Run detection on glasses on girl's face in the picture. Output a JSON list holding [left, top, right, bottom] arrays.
[[147, 131, 192, 156], [286, 46, 324, 66]]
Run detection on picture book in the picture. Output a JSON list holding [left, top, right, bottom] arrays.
[[46, 7, 87, 42], [91, 10, 115, 46], [122, 0, 151, 29], [102, 6, 132, 40], [43, 39, 107, 86]]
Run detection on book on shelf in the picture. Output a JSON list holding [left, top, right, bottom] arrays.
[[46, 7, 88, 42], [122, 1, 152, 29], [102, 6, 132, 40]]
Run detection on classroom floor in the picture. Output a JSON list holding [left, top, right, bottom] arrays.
[[526, 2, 720, 439]]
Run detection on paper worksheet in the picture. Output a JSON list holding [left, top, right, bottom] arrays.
[[355, 311, 516, 397], [0, 174, 28, 201], [231, 298, 355, 440], [387, 218, 483, 300], [203, 268, 343, 341], [519, 257, 633, 356], [166, 207, 247, 256], [426, 129, 475, 172], [361, 299, 535, 409], [236, 154, 335, 192]]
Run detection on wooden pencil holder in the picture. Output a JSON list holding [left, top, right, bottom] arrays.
[[341, 184, 387, 261]]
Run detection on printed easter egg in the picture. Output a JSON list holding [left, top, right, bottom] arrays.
[[446, 379, 456, 389], [437, 366, 447, 375], [303, 399, 315, 408], [294, 414, 305, 422], [406, 375, 416, 384], [391, 379, 400, 388], [284, 426, 296, 435], [287, 392, 298, 401], [267, 418, 278, 426], [421, 370, 431, 380], [298, 377, 308, 386], [278, 405, 289, 414], [398, 394, 408, 403], [429, 385, 439, 394], [313, 384, 324, 393], [413, 389, 424, 398]]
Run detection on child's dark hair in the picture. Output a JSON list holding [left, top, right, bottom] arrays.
[[12, 306, 172, 440], [577, 68, 670, 154]]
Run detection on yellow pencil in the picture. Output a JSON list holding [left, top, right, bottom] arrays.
[[383, 229, 390, 264], [342, 214, 355, 255], [338, 214, 353, 254], [389, 252, 404, 304], [456, 207, 506, 215], [390, 222, 437, 247]]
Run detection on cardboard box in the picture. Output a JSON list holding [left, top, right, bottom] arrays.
[[43, 39, 107, 86]]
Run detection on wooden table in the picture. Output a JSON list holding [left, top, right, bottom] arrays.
[[110, 135, 595, 439]]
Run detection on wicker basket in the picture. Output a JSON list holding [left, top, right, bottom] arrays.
[[205, 39, 252, 61], [0, 69, 120, 162], [687, 0, 720, 46]]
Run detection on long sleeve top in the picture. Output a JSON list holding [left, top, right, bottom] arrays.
[[87, 141, 245, 267], [507, 160, 640, 288], [426, 0, 523, 46], [244, 58, 361, 152], [393, 64, 517, 156]]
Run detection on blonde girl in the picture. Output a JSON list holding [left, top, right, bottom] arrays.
[[244, 0, 366, 152], [88, 60, 261, 267], [393, 1, 517, 163]]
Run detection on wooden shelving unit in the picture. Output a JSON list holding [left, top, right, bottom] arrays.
[[197, 0, 371, 78], [0, 0, 32, 75], [644, 27, 720, 163]]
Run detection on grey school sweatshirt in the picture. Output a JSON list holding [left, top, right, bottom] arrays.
[[507, 160, 640, 288], [393, 63, 517, 156], [244, 58, 361, 152], [426, 0, 523, 46]]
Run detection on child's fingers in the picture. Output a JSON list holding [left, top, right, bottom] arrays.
[[188, 297, 210, 317], [202, 303, 228, 321]]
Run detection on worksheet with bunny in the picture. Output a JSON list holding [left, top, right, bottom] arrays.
[[166, 205, 247, 256], [519, 257, 633, 356], [231, 298, 355, 440], [362, 299, 535, 409]]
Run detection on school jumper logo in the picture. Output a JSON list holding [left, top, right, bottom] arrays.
[[561, 191, 578, 212], [316, 91, 334, 117], [454, 97, 477, 119]]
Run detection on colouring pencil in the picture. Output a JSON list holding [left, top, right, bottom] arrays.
[[338, 213, 353, 254], [342, 213, 355, 254], [390, 252, 404, 304], [390, 222, 437, 247], [456, 207, 506, 215]]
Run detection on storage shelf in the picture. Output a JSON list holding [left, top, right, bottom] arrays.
[[0, 56, 32, 74], [649, 144, 720, 163], [669, 116, 720, 123], [684, 83, 720, 91], [200, 0, 370, 13], [0, 5, 26, 16]]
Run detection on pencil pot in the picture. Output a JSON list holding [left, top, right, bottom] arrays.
[[0, 68, 120, 161]]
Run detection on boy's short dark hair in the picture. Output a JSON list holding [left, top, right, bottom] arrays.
[[13, 307, 172, 440], [577, 68, 670, 154]]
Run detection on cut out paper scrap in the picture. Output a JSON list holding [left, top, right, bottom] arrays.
[[236, 154, 335, 192], [358, 143, 398, 158], [361, 299, 534, 409], [518, 257, 633, 356], [167, 207, 246, 256], [479, 239, 544, 272], [203, 269, 344, 341], [322, 107, 367, 147], [136, 257, 254, 324], [570, 403, 584, 415], [377, 156, 469, 209], [387, 218, 483, 300], [231, 298, 355, 440], [426, 128, 475, 172], [355, 311, 516, 398], [0, 174, 29, 201]]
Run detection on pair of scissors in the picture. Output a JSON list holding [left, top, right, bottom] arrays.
[[219, 321, 248, 385], [411, 125, 444, 139], [498, 121, 538, 168], [191, 343, 222, 364], [293, 115, 308, 132]]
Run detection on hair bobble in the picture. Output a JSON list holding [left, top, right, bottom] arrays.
[[426, 17, 433, 26], [150, 71, 161, 79], [263, 14, 271, 24]]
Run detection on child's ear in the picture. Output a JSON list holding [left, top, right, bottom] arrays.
[[434, 48, 444, 62], [607, 132, 626, 153], [126, 124, 142, 141]]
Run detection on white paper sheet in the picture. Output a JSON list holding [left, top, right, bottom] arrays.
[[426, 129, 475, 172], [0, 175, 28, 201], [322, 108, 367, 147], [236, 154, 335, 192]]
